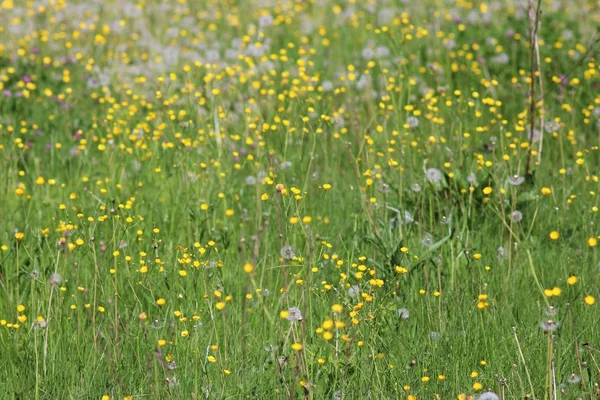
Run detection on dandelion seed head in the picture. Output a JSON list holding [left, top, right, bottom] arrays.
[[478, 392, 500, 400], [287, 307, 303, 322], [540, 319, 559, 333], [397, 308, 410, 320], [511, 210, 523, 223], [507, 175, 525, 186], [426, 168, 443, 184], [348, 285, 360, 298], [567, 373, 581, 384], [280, 245, 296, 260]]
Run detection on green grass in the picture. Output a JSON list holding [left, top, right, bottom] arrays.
[[1, 0, 600, 399]]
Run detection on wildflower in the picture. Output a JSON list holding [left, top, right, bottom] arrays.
[[588, 237, 598, 247], [280, 245, 296, 260], [549, 231, 560, 240], [473, 382, 483, 391], [541, 187, 552, 195], [477, 294, 489, 309], [395, 266, 408, 274], [207, 355, 216, 363], [291, 343, 303, 351], [584, 295, 595, 306], [287, 307, 303, 322], [567, 373, 581, 384], [567, 275, 578, 285], [332, 390, 343, 400], [331, 304, 343, 313], [156, 298, 166, 306], [243, 263, 254, 273], [482, 186, 493, 195]]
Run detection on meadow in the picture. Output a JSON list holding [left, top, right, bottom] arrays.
[[1, 0, 599, 398]]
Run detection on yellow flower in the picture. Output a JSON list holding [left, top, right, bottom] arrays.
[[541, 187, 552, 195], [291, 342, 303, 351], [472, 382, 483, 391], [215, 302, 226, 310], [567, 276, 578, 285], [549, 231, 560, 240], [180, 330, 189, 337], [585, 295, 596, 306], [331, 304, 343, 313], [243, 262, 254, 273], [322, 183, 332, 190], [14, 232, 25, 241], [156, 298, 166, 306], [395, 265, 408, 274], [157, 339, 166, 346], [207, 355, 216, 363], [482, 186, 493, 195], [588, 237, 598, 247]]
